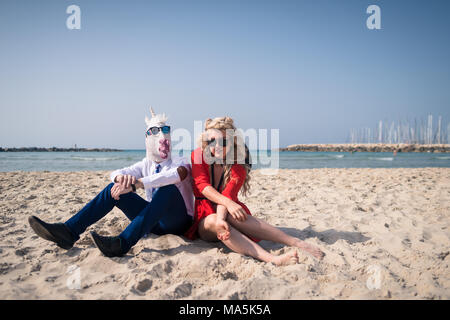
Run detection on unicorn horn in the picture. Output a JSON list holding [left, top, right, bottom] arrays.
[[150, 106, 156, 118]]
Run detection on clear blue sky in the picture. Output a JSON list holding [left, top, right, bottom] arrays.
[[0, 0, 449, 149]]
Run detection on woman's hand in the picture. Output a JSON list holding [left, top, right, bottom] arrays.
[[216, 219, 230, 241], [110, 182, 132, 200], [224, 200, 247, 222]]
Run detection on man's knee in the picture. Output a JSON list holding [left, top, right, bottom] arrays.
[[157, 184, 178, 195], [103, 182, 117, 202], [104, 182, 115, 193]]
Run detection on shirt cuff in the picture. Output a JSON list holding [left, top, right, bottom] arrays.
[[110, 171, 120, 183]]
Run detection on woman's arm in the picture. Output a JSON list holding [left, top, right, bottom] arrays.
[[201, 185, 234, 207], [220, 164, 249, 221], [201, 186, 247, 221], [216, 204, 228, 221], [216, 204, 231, 241]]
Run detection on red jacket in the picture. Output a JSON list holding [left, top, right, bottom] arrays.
[[184, 147, 259, 242]]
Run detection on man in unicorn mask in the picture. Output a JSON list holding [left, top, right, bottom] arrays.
[[28, 108, 194, 257]]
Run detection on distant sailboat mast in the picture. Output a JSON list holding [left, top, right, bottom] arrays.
[[348, 114, 447, 144]]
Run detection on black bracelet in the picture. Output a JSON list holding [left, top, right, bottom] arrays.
[[131, 184, 136, 192]]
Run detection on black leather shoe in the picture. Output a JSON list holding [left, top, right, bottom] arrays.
[[90, 231, 125, 257], [28, 216, 75, 250]]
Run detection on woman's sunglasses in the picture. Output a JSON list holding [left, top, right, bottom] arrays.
[[207, 137, 228, 147], [145, 126, 171, 136]]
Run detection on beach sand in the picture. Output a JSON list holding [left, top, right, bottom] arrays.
[[0, 168, 449, 299]]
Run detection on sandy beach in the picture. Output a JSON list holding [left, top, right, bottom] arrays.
[[0, 168, 449, 299]]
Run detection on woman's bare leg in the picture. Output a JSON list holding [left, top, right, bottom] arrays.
[[198, 214, 299, 266], [226, 214, 324, 259]]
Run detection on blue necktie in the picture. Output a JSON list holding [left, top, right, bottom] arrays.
[[143, 164, 162, 239], [152, 164, 161, 197]]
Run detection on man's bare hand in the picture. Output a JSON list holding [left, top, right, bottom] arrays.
[[111, 182, 132, 200], [114, 174, 136, 188], [177, 166, 188, 181]]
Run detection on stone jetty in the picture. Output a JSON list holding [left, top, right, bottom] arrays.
[[279, 143, 450, 153], [0, 147, 122, 152]]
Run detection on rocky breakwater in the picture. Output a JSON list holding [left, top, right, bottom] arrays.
[[0, 147, 122, 152], [280, 144, 450, 153]]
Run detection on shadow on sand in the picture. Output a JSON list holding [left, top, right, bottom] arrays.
[[132, 226, 371, 257], [63, 225, 371, 260], [280, 226, 371, 245]]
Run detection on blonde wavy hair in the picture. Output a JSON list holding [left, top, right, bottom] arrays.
[[198, 116, 251, 197]]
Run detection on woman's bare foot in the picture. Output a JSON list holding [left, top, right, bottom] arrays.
[[216, 220, 230, 241], [294, 239, 325, 260], [271, 250, 299, 266]]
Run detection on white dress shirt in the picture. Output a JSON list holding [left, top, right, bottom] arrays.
[[110, 156, 194, 217]]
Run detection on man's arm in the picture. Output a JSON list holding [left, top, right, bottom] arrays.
[[110, 159, 145, 183], [110, 166, 187, 199], [134, 166, 188, 190]]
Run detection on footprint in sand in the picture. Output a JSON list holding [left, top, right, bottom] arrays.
[[15, 247, 32, 257], [148, 260, 174, 278], [173, 282, 192, 299], [31, 263, 41, 272], [0, 262, 13, 275], [133, 279, 153, 294], [401, 238, 412, 248]]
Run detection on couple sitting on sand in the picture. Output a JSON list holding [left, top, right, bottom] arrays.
[[29, 108, 324, 266]]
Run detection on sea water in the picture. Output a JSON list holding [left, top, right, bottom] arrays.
[[0, 150, 449, 172]]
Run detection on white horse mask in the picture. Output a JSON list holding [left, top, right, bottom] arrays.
[[145, 107, 171, 163]]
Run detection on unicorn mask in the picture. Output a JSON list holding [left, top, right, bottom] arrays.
[[145, 107, 171, 163]]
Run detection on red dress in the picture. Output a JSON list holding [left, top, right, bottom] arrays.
[[184, 148, 260, 242]]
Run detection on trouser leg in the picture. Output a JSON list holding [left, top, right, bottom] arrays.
[[119, 184, 191, 252], [64, 182, 148, 241]]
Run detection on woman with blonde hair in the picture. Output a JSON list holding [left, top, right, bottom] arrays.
[[184, 117, 324, 265]]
